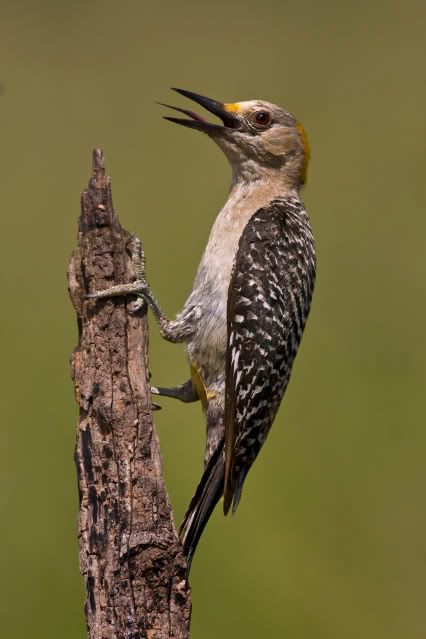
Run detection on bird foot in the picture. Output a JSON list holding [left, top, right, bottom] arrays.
[[86, 236, 150, 313], [151, 380, 199, 403]]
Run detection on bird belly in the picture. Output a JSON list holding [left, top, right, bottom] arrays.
[[187, 280, 228, 394]]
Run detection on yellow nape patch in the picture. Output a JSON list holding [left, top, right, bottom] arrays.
[[224, 102, 241, 113], [296, 121, 311, 184]]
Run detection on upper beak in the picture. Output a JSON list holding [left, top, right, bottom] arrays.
[[160, 88, 241, 133]]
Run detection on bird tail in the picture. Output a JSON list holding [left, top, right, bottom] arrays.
[[179, 438, 225, 572]]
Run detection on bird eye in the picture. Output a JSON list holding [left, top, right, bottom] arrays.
[[255, 111, 271, 126]]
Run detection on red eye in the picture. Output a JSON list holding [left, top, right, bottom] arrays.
[[255, 111, 271, 126]]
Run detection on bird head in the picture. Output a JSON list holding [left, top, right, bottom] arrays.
[[162, 88, 310, 188]]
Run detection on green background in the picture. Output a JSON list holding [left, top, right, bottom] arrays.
[[1, 1, 425, 637]]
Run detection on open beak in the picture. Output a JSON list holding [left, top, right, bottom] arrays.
[[160, 88, 241, 133]]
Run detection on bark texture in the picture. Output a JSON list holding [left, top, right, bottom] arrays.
[[68, 149, 191, 639]]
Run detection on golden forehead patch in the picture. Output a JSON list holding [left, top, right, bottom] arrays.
[[224, 102, 242, 113], [296, 121, 311, 184]]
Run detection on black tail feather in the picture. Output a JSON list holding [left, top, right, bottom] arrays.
[[179, 439, 225, 572]]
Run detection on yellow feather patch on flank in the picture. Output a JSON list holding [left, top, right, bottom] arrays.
[[190, 362, 217, 408], [296, 121, 311, 184], [224, 102, 242, 113], [190, 362, 207, 410]]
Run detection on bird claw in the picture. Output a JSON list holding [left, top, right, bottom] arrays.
[[86, 279, 149, 303], [86, 234, 150, 306], [129, 296, 147, 314], [85, 234, 166, 328]]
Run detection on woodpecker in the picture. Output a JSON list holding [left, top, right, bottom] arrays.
[[88, 89, 316, 570]]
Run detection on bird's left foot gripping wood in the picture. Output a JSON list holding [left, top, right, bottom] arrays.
[[86, 233, 149, 313], [67, 148, 191, 639]]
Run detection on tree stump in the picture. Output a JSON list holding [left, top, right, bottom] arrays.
[[68, 149, 191, 639]]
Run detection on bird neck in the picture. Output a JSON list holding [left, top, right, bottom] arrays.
[[230, 158, 302, 195], [229, 164, 300, 202]]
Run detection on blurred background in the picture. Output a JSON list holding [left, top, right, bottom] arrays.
[[1, 1, 425, 637]]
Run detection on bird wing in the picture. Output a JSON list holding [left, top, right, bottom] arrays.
[[223, 198, 316, 514]]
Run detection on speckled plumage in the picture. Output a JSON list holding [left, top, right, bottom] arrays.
[[224, 196, 316, 513]]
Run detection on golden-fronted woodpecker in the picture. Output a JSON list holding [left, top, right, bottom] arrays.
[[88, 89, 316, 570]]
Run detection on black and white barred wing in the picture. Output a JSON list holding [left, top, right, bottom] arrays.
[[223, 199, 316, 515]]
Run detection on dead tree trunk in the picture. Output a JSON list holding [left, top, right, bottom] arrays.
[[68, 149, 191, 639]]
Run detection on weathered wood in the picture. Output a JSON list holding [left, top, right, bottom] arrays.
[[68, 149, 191, 639]]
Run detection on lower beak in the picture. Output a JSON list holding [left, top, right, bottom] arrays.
[[161, 88, 241, 133]]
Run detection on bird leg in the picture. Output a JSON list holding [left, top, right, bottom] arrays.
[[151, 379, 200, 403], [86, 236, 187, 343]]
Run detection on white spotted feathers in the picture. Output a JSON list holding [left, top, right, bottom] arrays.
[[223, 196, 316, 513]]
